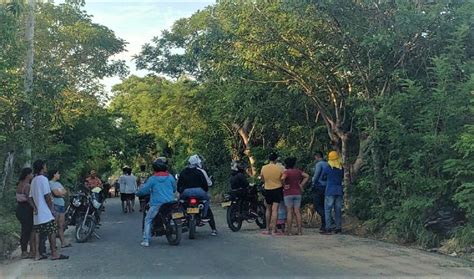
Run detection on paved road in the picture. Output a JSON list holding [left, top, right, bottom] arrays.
[[2, 198, 473, 278]]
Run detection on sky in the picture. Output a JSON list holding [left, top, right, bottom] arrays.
[[58, 0, 215, 92]]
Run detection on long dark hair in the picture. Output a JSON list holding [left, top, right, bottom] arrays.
[[18, 167, 33, 182]]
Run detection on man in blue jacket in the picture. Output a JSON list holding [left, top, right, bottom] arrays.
[[321, 151, 344, 234], [136, 158, 176, 247], [312, 151, 330, 233]]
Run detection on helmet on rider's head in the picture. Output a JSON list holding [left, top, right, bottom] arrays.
[[153, 157, 168, 172]]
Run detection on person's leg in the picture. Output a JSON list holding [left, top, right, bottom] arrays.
[[284, 196, 294, 235], [131, 195, 135, 212], [294, 195, 303, 235], [265, 202, 272, 233], [39, 232, 47, 256], [16, 205, 28, 255], [142, 205, 159, 245], [270, 202, 279, 234], [58, 212, 68, 247], [313, 187, 326, 230], [334, 195, 343, 231], [207, 208, 217, 234], [324, 195, 335, 232], [34, 230, 41, 260], [121, 194, 126, 212]]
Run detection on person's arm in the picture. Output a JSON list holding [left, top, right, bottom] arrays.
[[177, 172, 184, 194], [136, 179, 152, 197], [51, 183, 66, 197], [28, 185, 37, 214], [312, 162, 321, 185], [281, 171, 289, 189], [300, 172, 310, 190], [199, 168, 212, 187], [42, 177, 54, 212], [171, 176, 177, 193]]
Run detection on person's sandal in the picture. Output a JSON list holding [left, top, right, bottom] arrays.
[[51, 254, 69, 260]]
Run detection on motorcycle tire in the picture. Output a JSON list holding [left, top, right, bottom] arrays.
[[188, 216, 196, 239], [75, 215, 95, 243], [227, 204, 243, 232], [255, 202, 266, 229], [165, 219, 182, 245]]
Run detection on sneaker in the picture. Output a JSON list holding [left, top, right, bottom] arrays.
[[334, 229, 342, 234], [140, 241, 149, 247], [201, 218, 210, 222], [211, 230, 218, 236]]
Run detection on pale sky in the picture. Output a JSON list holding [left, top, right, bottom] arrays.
[[58, 0, 215, 92]]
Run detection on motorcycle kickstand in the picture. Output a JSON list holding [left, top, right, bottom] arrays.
[[93, 231, 101, 239]]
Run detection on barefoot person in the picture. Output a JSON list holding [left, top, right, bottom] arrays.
[[260, 152, 284, 236], [29, 160, 68, 260], [48, 170, 71, 248], [15, 167, 35, 259], [282, 157, 309, 235]]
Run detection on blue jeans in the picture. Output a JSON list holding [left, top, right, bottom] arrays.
[[181, 188, 209, 217], [143, 204, 162, 242], [325, 195, 343, 231]]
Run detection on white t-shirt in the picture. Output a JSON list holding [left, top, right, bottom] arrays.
[[29, 175, 54, 225], [119, 174, 137, 194]]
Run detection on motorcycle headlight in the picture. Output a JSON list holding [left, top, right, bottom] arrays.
[[72, 198, 81, 207]]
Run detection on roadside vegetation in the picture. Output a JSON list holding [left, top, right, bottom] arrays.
[[1, 0, 472, 258]]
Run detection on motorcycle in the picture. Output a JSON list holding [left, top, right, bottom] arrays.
[[65, 186, 104, 243], [180, 197, 208, 239], [141, 195, 184, 245], [222, 183, 266, 232]]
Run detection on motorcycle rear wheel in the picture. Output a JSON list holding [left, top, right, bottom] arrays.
[[227, 204, 243, 232], [165, 219, 182, 245], [75, 215, 95, 243], [188, 216, 196, 239], [255, 202, 266, 229]]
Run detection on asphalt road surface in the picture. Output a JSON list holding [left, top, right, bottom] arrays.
[[2, 198, 473, 278]]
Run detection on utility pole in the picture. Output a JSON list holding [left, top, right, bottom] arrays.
[[24, 0, 36, 167]]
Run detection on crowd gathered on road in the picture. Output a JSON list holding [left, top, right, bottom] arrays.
[[14, 150, 344, 258]]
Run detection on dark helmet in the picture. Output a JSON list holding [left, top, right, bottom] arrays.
[[152, 157, 168, 172]]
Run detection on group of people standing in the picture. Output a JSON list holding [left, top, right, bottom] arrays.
[[258, 150, 344, 236], [15, 160, 70, 261]]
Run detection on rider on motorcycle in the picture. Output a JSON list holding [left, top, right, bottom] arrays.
[[136, 158, 176, 247], [230, 161, 257, 216], [177, 154, 212, 221]]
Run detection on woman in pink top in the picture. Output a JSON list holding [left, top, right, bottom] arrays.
[[282, 157, 309, 235]]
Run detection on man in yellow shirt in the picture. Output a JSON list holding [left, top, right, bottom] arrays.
[[260, 152, 284, 235]]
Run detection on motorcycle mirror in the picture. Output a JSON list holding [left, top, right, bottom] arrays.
[[174, 174, 179, 180]]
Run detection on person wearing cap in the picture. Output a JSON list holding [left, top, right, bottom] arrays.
[[136, 159, 176, 247], [320, 151, 344, 234]]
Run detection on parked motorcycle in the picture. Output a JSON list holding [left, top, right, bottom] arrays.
[[141, 196, 184, 245], [222, 183, 266, 232], [180, 197, 207, 239], [65, 186, 104, 243]]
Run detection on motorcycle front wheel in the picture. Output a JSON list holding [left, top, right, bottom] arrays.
[[227, 204, 243, 232], [165, 219, 182, 245], [75, 215, 95, 243], [255, 202, 266, 229]]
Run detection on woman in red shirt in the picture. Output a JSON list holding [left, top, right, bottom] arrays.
[[282, 157, 309, 235]]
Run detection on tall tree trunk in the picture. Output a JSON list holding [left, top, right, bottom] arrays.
[[233, 120, 257, 176], [23, 0, 36, 167], [1, 151, 15, 198]]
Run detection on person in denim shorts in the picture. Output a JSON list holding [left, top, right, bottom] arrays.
[[282, 157, 309, 235], [49, 170, 71, 248]]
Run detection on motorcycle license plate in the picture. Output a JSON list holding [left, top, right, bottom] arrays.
[[187, 208, 199, 214], [172, 212, 184, 219], [221, 201, 232, 207]]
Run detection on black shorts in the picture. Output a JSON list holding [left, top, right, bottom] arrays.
[[34, 220, 58, 234], [264, 187, 283, 205], [121, 193, 135, 202]]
